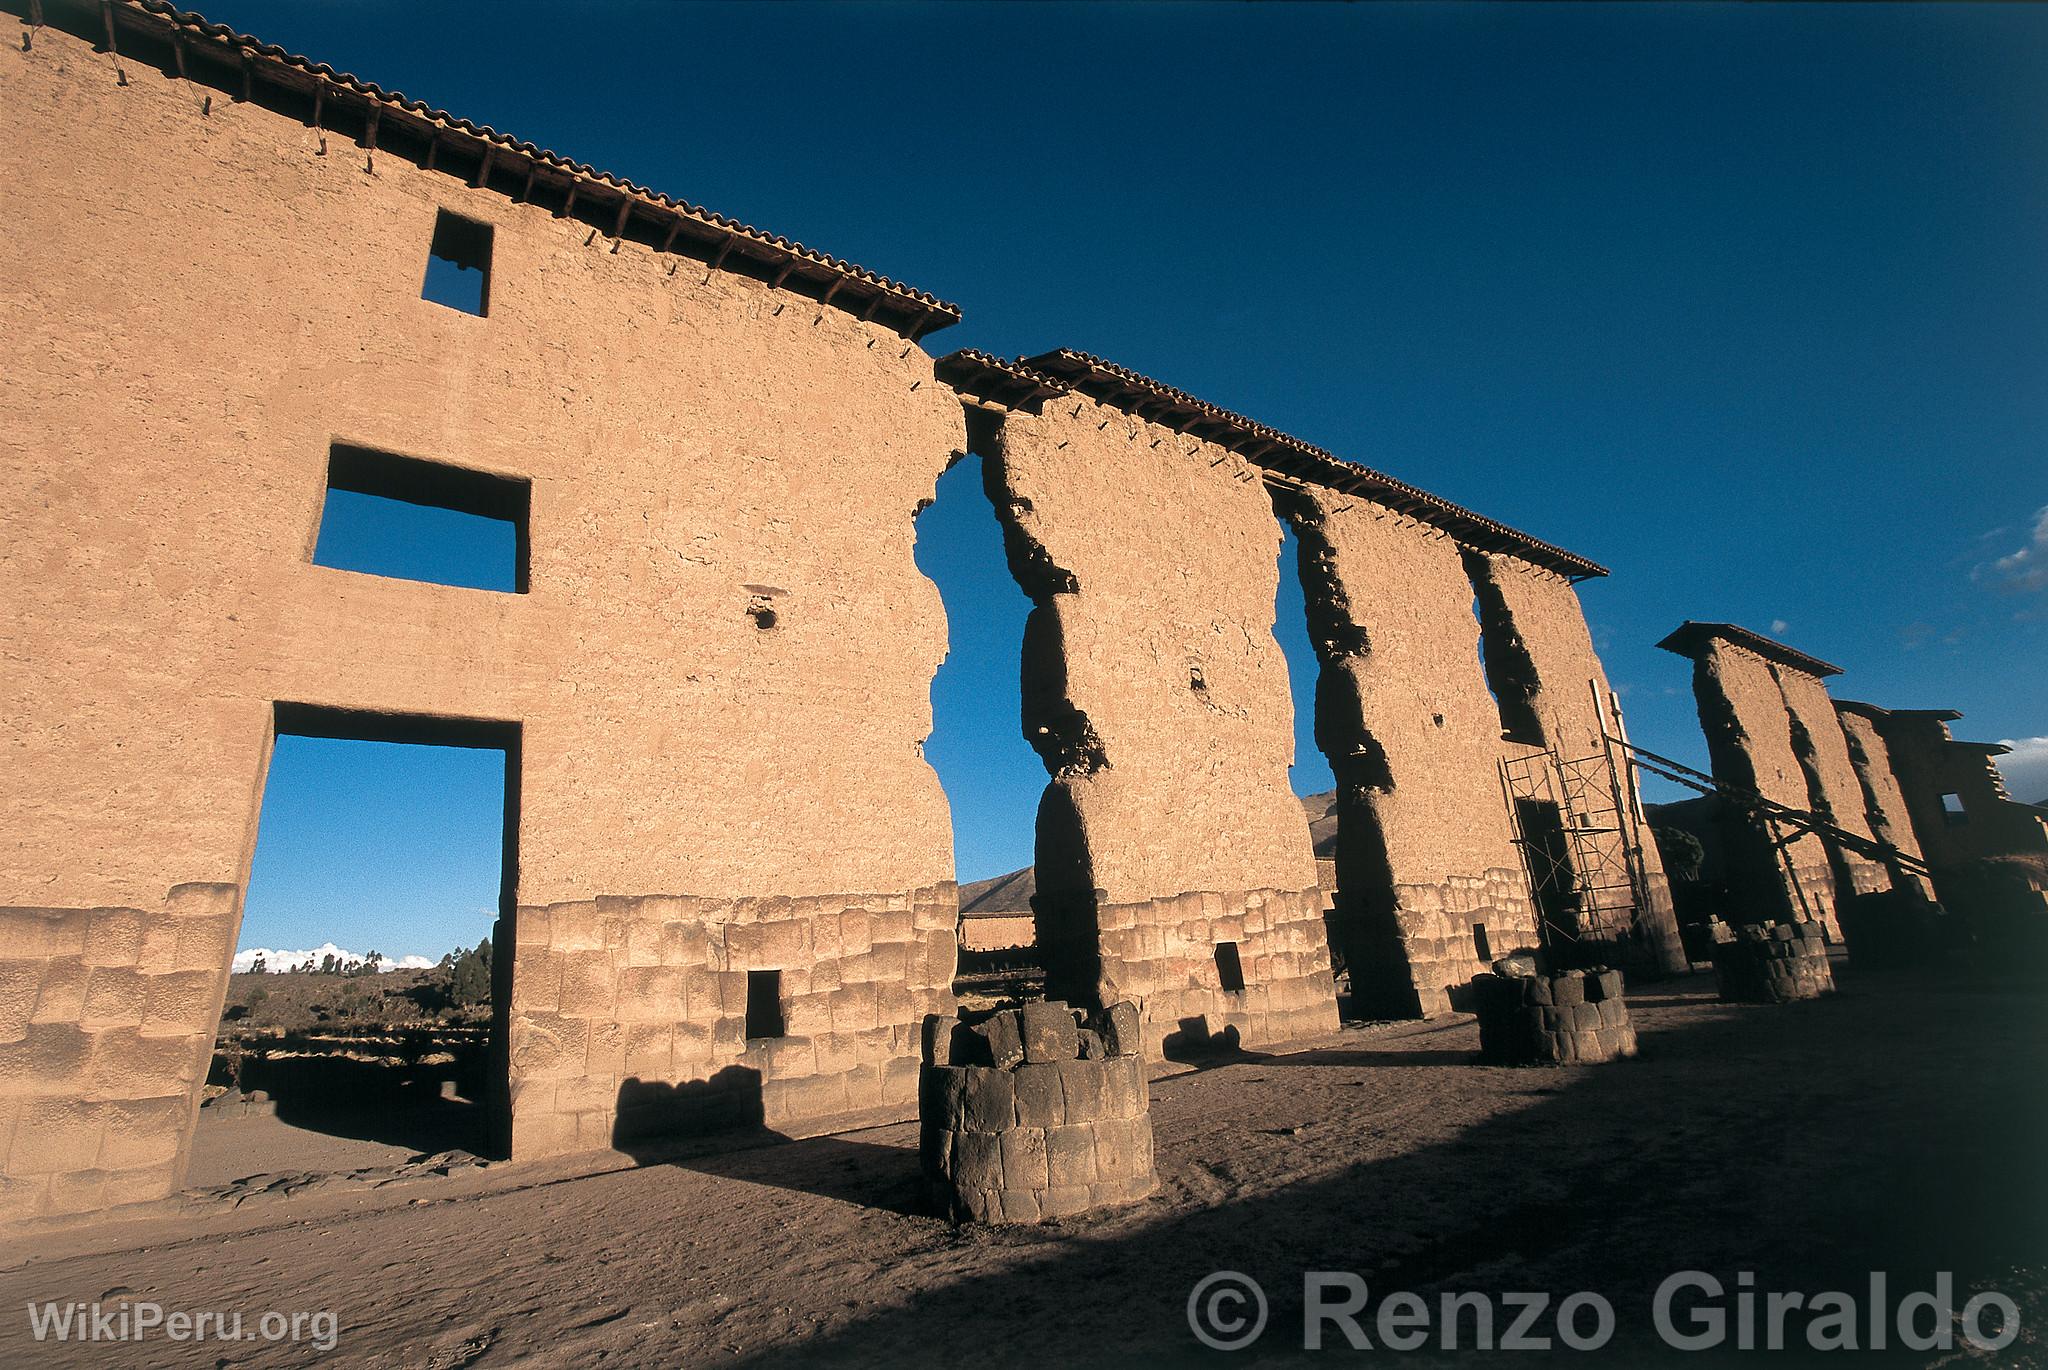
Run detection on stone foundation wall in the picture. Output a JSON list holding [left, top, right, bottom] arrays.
[[1348, 870, 1541, 1020], [510, 886, 955, 1154], [0, 885, 238, 1224], [1711, 921, 1835, 1002], [1472, 966, 1638, 1065], [1086, 887, 1342, 1058], [921, 1002, 1156, 1224]]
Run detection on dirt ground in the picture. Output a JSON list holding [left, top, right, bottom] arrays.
[[4, 959, 2044, 1368]]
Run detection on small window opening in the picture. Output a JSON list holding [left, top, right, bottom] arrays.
[[422, 209, 493, 316], [745, 969, 786, 1039], [1472, 922, 1493, 962], [314, 444, 530, 593], [1189, 666, 1208, 693], [1941, 792, 1969, 826], [1214, 941, 1246, 993]]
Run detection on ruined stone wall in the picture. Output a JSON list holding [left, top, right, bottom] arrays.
[[1685, 644, 1846, 935], [0, 26, 961, 1220], [1279, 493, 1539, 1018], [981, 400, 1337, 1058], [1834, 709, 1931, 898], [1873, 716, 2048, 874], [1467, 555, 1686, 973]]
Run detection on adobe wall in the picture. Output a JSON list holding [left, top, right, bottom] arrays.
[[1834, 708, 1932, 898], [1773, 672, 1889, 899], [979, 401, 1338, 1059], [0, 26, 960, 1220], [1278, 492, 1539, 1018], [1871, 714, 2048, 874], [1466, 555, 1687, 973], [1682, 643, 1848, 934]]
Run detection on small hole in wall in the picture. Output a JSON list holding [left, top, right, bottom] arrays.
[[1432, 712, 1446, 728], [1214, 941, 1246, 992], [745, 969, 786, 1039], [746, 597, 778, 631], [1472, 922, 1492, 962], [1189, 667, 1208, 693]]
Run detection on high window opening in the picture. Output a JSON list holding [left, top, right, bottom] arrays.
[[913, 445, 1049, 995], [422, 209, 493, 316], [204, 705, 520, 1184], [314, 444, 530, 593], [1942, 792, 1969, 825], [744, 970, 787, 1040], [1214, 942, 1247, 993]]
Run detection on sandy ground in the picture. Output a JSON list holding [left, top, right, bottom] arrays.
[[4, 960, 2044, 1368]]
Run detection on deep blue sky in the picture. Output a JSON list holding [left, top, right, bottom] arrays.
[[214, 2, 2048, 958]]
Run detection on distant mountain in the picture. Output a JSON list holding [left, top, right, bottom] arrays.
[[958, 790, 1338, 917]]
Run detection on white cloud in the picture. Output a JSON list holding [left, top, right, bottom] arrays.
[[1770, 619, 1789, 635], [1997, 737, 2048, 806], [1975, 506, 2048, 594], [232, 943, 438, 973]]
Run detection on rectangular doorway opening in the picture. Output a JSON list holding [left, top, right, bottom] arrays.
[[1514, 797, 1584, 951], [202, 703, 521, 1186]]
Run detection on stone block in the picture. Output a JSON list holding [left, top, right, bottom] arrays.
[[1102, 1001, 1143, 1057], [999, 1126, 1049, 1191], [171, 915, 236, 975], [1040, 1184, 1093, 1219], [997, 1187, 1044, 1224], [95, 1095, 188, 1170], [79, 968, 149, 1030], [960, 1067, 1015, 1134], [622, 1023, 675, 1078], [0, 1023, 91, 1095], [1093, 1116, 1136, 1181], [921, 1124, 954, 1178], [1012, 1062, 1064, 1128], [1551, 974, 1586, 1007], [7, 1099, 104, 1174], [1019, 1002, 1079, 1064], [974, 1011, 1025, 1070], [882, 1054, 920, 1106], [0, 960, 42, 1042], [82, 910, 146, 969], [511, 1016, 590, 1079], [1046, 1124, 1098, 1189], [99, 1160, 178, 1211], [140, 971, 221, 1038], [556, 953, 618, 1019], [952, 1130, 1003, 1191], [165, 883, 238, 922]]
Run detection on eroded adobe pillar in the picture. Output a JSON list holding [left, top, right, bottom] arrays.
[[1657, 623, 1891, 937], [950, 352, 1339, 1062], [1465, 553, 1688, 974], [1277, 491, 1542, 1017]]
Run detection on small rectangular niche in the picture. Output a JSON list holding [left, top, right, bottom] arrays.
[[1214, 942, 1246, 993], [745, 969, 786, 1040], [1472, 922, 1493, 962], [1941, 792, 1969, 825], [422, 209, 493, 316], [314, 444, 530, 593]]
